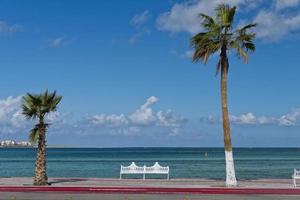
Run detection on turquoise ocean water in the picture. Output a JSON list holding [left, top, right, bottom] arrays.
[[0, 148, 299, 180]]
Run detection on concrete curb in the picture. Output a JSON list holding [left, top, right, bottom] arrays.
[[0, 186, 300, 195]]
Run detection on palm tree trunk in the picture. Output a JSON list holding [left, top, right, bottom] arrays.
[[220, 46, 237, 187], [33, 122, 48, 185]]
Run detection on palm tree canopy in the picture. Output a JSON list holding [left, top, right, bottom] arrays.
[[22, 90, 62, 120], [191, 4, 256, 74], [22, 90, 62, 143]]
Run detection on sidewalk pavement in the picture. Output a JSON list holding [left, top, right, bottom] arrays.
[[0, 178, 294, 188], [0, 178, 299, 195]]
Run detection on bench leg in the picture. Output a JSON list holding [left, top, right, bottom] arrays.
[[143, 173, 145, 180], [294, 178, 296, 187], [167, 173, 169, 180], [120, 173, 122, 179]]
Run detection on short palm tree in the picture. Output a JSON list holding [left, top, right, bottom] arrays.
[[191, 4, 256, 187], [22, 90, 62, 185]]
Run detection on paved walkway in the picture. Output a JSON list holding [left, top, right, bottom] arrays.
[[0, 178, 294, 188], [1, 192, 300, 200], [0, 178, 299, 196]]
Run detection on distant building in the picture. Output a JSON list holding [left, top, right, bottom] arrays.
[[17, 141, 32, 146], [0, 140, 16, 146], [0, 140, 32, 147]]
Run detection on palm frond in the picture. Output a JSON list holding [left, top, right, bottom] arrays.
[[29, 126, 39, 143], [215, 4, 236, 29], [191, 32, 221, 63], [22, 95, 39, 119], [40, 90, 62, 114], [228, 22, 256, 62], [230, 40, 249, 63], [243, 42, 255, 52], [199, 13, 219, 32], [238, 23, 257, 32]]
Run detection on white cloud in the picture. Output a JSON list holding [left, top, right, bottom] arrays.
[[156, 0, 257, 34], [131, 10, 150, 26], [129, 96, 158, 125], [170, 49, 195, 59], [156, 110, 186, 136], [91, 114, 128, 127], [128, 28, 151, 44], [0, 21, 23, 33], [0, 96, 29, 134], [51, 37, 64, 47], [230, 112, 276, 125], [254, 10, 300, 41], [129, 11, 151, 44], [0, 95, 186, 137], [157, 0, 300, 41], [0, 95, 64, 135], [0, 96, 22, 121], [278, 108, 300, 126], [276, 0, 300, 10], [0, 96, 26, 131], [11, 110, 26, 128], [89, 96, 187, 136], [47, 37, 72, 48], [181, 50, 194, 58], [285, 14, 300, 28], [207, 109, 300, 127]]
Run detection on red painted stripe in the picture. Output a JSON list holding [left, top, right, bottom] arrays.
[[0, 186, 300, 195]]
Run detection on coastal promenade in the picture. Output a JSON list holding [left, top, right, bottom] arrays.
[[1, 192, 299, 200], [0, 177, 296, 189], [0, 178, 299, 193], [1, 178, 300, 199]]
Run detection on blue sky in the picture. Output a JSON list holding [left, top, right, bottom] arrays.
[[0, 0, 300, 147]]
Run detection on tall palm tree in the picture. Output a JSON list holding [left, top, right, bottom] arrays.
[[22, 90, 62, 185], [191, 4, 256, 187]]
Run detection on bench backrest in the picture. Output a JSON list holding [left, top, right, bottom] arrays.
[[120, 162, 169, 174], [120, 162, 144, 174], [145, 162, 169, 174]]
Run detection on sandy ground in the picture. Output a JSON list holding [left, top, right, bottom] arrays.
[[0, 178, 295, 188]]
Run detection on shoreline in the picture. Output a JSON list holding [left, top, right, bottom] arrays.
[[2, 146, 300, 149]]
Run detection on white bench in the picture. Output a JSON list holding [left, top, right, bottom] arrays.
[[293, 169, 300, 187], [120, 162, 169, 180]]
